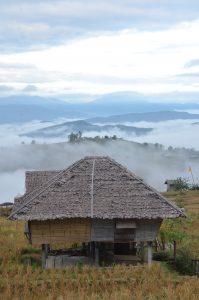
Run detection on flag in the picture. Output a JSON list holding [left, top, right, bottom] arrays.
[[188, 167, 192, 173]]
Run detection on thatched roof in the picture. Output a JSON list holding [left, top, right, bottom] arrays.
[[9, 156, 184, 221], [25, 170, 59, 193]]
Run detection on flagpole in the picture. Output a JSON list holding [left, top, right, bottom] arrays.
[[189, 167, 195, 184]]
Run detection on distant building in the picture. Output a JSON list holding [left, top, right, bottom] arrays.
[[0, 202, 13, 208], [10, 156, 184, 268], [164, 180, 177, 192]]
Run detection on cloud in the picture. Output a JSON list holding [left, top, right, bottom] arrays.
[[0, 84, 18, 96], [0, 1, 183, 20], [132, 119, 199, 149], [185, 59, 199, 68], [0, 170, 25, 203], [0, 85, 15, 92], [0, 0, 199, 52], [1, 20, 199, 95], [22, 85, 38, 92], [177, 73, 199, 78], [0, 62, 35, 70]]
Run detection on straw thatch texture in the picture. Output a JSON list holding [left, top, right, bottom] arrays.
[[26, 171, 59, 193], [10, 156, 184, 221]]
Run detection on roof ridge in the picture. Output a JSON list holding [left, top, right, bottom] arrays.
[[26, 170, 61, 173], [9, 158, 85, 219], [90, 158, 96, 218], [107, 157, 185, 217]]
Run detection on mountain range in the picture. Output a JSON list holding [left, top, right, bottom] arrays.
[[23, 120, 153, 138], [1, 92, 199, 123], [22, 110, 199, 139], [88, 111, 199, 123]]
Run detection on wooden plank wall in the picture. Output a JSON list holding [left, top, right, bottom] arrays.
[[30, 219, 91, 245], [91, 219, 115, 241], [134, 220, 162, 242], [114, 229, 135, 241]]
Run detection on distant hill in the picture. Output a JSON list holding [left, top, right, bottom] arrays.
[[22, 120, 153, 138], [88, 111, 199, 123], [85, 92, 199, 115], [0, 95, 95, 123], [1, 92, 199, 123]]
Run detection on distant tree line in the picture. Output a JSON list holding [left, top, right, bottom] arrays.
[[68, 131, 117, 143], [173, 177, 199, 191]]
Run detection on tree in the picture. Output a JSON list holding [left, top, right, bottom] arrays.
[[78, 131, 82, 139], [68, 132, 78, 143], [174, 177, 189, 191], [159, 219, 186, 259]]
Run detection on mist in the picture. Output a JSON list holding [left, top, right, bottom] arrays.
[[1, 118, 199, 149], [0, 140, 199, 203]]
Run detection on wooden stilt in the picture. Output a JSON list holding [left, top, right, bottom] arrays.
[[173, 240, 177, 261], [147, 241, 153, 267], [95, 242, 99, 266], [89, 242, 95, 263], [41, 244, 49, 269]]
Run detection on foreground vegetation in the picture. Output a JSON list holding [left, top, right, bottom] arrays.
[[1, 191, 199, 299]]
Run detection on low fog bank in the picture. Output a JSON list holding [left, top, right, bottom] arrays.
[[93, 120, 199, 149], [0, 170, 25, 203], [1, 119, 199, 150], [130, 120, 199, 149], [0, 140, 199, 203]]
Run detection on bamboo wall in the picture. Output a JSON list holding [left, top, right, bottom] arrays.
[[29, 218, 162, 245], [30, 219, 91, 245]]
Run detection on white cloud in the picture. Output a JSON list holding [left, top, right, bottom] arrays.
[[0, 1, 172, 19], [132, 120, 199, 149], [0, 170, 25, 203], [1, 20, 199, 95]]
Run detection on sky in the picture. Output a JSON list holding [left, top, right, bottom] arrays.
[[0, 1, 199, 98]]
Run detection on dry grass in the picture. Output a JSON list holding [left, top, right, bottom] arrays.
[[161, 191, 199, 256], [162, 190, 199, 213], [1, 262, 199, 300], [1, 191, 199, 299]]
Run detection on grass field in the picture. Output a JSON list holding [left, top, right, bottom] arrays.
[[161, 191, 199, 252], [0, 191, 199, 299], [162, 190, 199, 213]]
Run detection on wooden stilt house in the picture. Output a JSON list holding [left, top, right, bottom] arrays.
[[9, 156, 184, 268]]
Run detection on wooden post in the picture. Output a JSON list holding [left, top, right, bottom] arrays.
[[89, 242, 95, 263], [95, 242, 99, 266], [41, 244, 49, 269], [147, 242, 153, 267], [139, 242, 145, 262], [155, 239, 158, 252], [173, 240, 177, 261]]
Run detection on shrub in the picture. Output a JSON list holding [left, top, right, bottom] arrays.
[[174, 177, 189, 191], [153, 251, 171, 261], [190, 184, 199, 190], [174, 247, 195, 275]]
